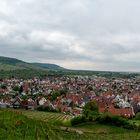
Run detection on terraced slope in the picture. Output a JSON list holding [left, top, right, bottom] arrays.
[[1, 109, 140, 140], [21, 110, 73, 124]]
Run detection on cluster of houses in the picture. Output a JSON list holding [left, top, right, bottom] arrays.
[[0, 75, 140, 118]]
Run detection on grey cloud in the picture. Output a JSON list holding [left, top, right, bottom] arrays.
[[0, 0, 140, 71]]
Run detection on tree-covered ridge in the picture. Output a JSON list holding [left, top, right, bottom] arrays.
[[32, 63, 65, 70], [0, 69, 48, 79], [0, 56, 42, 71], [0, 56, 65, 70], [0, 56, 140, 79], [0, 56, 24, 65]]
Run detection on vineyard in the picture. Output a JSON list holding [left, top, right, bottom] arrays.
[[1, 108, 140, 140], [21, 110, 73, 124]]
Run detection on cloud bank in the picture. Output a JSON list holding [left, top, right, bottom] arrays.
[[0, 0, 140, 72]]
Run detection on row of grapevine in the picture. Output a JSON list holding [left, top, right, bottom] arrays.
[[22, 110, 73, 123], [1, 109, 140, 140]]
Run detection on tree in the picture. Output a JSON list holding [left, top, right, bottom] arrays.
[[1, 84, 7, 89], [50, 91, 60, 101], [13, 86, 20, 92], [59, 89, 67, 95], [19, 85, 23, 94], [83, 100, 99, 121]]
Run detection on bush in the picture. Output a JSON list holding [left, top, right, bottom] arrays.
[[96, 113, 134, 129], [135, 112, 140, 120], [71, 116, 86, 126], [36, 105, 57, 112]]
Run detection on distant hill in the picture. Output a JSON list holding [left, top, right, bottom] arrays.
[[0, 56, 64, 71], [0, 56, 139, 79], [0, 56, 25, 65], [0, 57, 40, 71], [32, 63, 65, 70]]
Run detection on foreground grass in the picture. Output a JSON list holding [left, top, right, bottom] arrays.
[[1, 108, 140, 140]]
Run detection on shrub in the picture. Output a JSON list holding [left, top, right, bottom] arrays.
[[71, 116, 86, 126], [135, 112, 140, 120], [96, 113, 134, 129], [36, 105, 57, 112]]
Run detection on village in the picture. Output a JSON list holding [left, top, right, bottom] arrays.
[[0, 75, 140, 118]]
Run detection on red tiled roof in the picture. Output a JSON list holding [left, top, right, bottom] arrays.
[[99, 105, 134, 118], [101, 92, 113, 97], [66, 94, 82, 104], [92, 98, 134, 118]]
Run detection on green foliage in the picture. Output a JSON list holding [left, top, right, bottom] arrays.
[[50, 91, 61, 101], [0, 109, 74, 140], [59, 89, 67, 95], [0, 109, 51, 139], [72, 103, 123, 127], [12, 86, 20, 92], [71, 116, 86, 126], [1, 109, 140, 140], [0, 84, 7, 89], [71, 101, 99, 125], [96, 113, 135, 129], [0, 69, 47, 79], [22, 109, 73, 124], [135, 112, 140, 120], [83, 101, 99, 121], [0, 56, 23, 65], [36, 105, 57, 112], [21, 95, 28, 100], [49, 89, 68, 101], [32, 63, 64, 70]]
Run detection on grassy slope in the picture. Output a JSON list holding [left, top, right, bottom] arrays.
[[1, 108, 140, 140]]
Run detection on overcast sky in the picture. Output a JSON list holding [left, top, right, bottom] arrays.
[[0, 0, 140, 72]]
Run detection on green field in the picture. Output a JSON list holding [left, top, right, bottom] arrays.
[[1, 108, 140, 140]]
